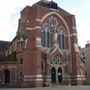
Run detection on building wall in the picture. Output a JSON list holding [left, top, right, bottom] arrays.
[[0, 1, 86, 87], [80, 43, 90, 84]]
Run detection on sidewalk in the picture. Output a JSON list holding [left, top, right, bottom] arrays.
[[0, 86, 90, 90]]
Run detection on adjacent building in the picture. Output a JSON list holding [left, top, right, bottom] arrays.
[[0, 0, 86, 87], [80, 42, 90, 84]]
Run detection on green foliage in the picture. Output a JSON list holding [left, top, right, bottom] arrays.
[[84, 82, 90, 86]]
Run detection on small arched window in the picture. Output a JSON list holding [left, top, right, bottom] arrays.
[[41, 60, 45, 72], [47, 31, 52, 48], [57, 28, 65, 49], [42, 31, 46, 47]]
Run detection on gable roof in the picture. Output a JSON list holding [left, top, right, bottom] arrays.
[[32, 1, 71, 16]]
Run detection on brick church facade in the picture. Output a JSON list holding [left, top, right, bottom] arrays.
[[0, 0, 86, 87]]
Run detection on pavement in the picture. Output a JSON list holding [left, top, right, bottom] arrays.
[[0, 86, 90, 90]]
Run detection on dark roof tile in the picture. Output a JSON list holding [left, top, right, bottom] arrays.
[[0, 41, 10, 52]]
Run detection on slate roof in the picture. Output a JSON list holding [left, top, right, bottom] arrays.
[[0, 41, 10, 52]]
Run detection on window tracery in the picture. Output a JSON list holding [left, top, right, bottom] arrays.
[[50, 57, 62, 65], [49, 16, 58, 27], [41, 16, 66, 49]]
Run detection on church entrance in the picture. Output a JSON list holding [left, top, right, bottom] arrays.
[[51, 67, 62, 84], [51, 67, 56, 83], [4, 69, 10, 84], [58, 67, 62, 83]]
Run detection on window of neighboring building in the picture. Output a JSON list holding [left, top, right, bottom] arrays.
[[19, 72, 23, 77], [19, 58, 23, 64], [41, 25, 52, 48], [57, 28, 65, 49]]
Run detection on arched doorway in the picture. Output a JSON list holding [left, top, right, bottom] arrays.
[[51, 67, 56, 83], [58, 67, 62, 83], [4, 69, 10, 84], [51, 67, 63, 84]]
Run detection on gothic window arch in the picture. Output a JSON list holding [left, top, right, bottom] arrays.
[[57, 28, 65, 49], [41, 24, 52, 48]]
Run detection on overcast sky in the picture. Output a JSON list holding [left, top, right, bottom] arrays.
[[0, 0, 90, 48]]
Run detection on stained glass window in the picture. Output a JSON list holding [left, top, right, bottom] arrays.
[[41, 25, 52, 48], [57, 29, 65, 49], [49, 16, 58, 27]]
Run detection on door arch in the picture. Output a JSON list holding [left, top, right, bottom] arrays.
[[51, 67, 56, 83], [58, 67, 62, 83], [4, 69, 10, 84]]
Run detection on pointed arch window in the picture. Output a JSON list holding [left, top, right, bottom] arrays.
[[57, 29, 65, 49], [42, 31, 46, 47], [41, 26, 52, 48]]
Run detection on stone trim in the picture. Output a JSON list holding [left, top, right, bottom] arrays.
[[24, 74, 42, 78], [24, 78, 43, 81], [26, 26, 41, 31], [24, 75, 51, 78], [70, 33, 77, 37], [23, 75, 51, 81], [36, 18, 41, 22], [72, 26, 76, 30]]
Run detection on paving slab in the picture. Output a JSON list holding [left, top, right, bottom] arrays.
[[0, 86, 90, 90]]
